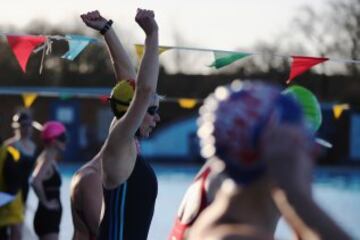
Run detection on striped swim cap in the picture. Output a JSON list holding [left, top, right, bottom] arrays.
[[197, 80, 306, 184]]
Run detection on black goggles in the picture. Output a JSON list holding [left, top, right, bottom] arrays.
[[147, 106, 159, 116], [57, 133, 67, 143]]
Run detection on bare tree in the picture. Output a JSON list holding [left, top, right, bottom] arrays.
[[288, 0, 360, 76], [329, 0, 360, 76]]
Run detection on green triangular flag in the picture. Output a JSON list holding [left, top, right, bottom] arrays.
[[60, 93, 73, 100], [209, 51, 251, 69]]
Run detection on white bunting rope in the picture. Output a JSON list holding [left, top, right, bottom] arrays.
[[136, 44, 360, 64]]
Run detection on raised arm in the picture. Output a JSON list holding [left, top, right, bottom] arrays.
[[80, 10, 136, 80], [102, 9, 159, 188], [119, 8, 159, 136]]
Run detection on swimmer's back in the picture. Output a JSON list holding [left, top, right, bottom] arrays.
[[71, 163, 102, 240]]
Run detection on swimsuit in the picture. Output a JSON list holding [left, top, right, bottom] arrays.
[[9, 141, 37, 203], [97, 155, 157, 240], [33, 165, 62, 237], [168, 166, 211, 240]]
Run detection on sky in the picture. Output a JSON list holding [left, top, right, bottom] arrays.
[[1, 0, 328, 73]]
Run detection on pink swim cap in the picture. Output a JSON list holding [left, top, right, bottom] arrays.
[[41, 121, 66, 141]]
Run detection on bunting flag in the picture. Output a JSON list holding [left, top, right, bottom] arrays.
[[2, 32, 359, 81], [60, 93, 73, 100], [22, 93, 38, 108], [134, 44, 171, 62], [332, 104, 350, 119], [99, 95, 109, 104], [7, 35, 47, 72], [209, 51, 251, 69], [287, 56, 329, 84], [62, 35, 96, 61], [178, 98, 198, 109]]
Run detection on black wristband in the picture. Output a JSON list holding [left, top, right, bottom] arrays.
[[100, 19, 113, 35]]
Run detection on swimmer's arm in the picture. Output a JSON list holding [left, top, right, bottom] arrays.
[[80, 10, 136, 81], [3, 137, 16, 146], [31, 159, 51, 205], [190, 223, 275, 240], [262, 125, 351, 239], [102, 9, 159, 186], [112, 8, 159, 138], [78, 173, 102, 236], [104, 26, 136, 81], [275, 187, 352, 240]]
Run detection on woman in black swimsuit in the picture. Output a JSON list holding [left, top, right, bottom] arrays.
[[5, 110, 38, 204], [31, 121, 67, 240]]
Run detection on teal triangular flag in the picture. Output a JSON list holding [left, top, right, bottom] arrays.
[[210, 51, 251, 69], [62, 35, 96, 61]]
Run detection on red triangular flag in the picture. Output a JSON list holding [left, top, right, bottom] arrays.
[[287, 56, 328, 84], [99, 95, 109, 104], [7, 35, 46, 73]]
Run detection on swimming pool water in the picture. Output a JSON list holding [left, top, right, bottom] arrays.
[[23, 164, 360, 240]]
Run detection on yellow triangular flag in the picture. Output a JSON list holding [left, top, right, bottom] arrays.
[[178, 98, 197, 109], [332, 104, 350, 119], [22, 93, 38, 108], [159, 47, 169, 55], [135, 44, 144, 62], [134, 44, 171, 62]]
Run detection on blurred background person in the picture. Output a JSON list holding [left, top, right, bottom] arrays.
[[5, 110, 38, 205], [31, 121, 67, 240], [185, 80, 351, 240], [0, 123, 23, 240], [168, 81, 336, 240]]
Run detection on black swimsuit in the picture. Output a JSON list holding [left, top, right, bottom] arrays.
[[20, 153, 37, 203], [8, 142, 37, 203], [97, 156, 158, 240], [33, 165, 62, 237]]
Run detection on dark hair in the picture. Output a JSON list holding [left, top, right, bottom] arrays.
[[12, 111, 32, 128]]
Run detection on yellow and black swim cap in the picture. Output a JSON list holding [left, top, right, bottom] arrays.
[[108, 80, 135, 119]]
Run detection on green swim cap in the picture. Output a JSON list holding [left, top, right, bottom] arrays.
[[109, 80, 135, 118], [282, 85, 322, 133]]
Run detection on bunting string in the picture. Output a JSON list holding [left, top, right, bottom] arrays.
[[0, 87, 351, 117], [0, 87, 203, 109], [134, 43, 360, 83], [1, 32, 360, 64], [1, 32, 360, 83], [39, 39, 54, 74], [134, 43, 360, 64]]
